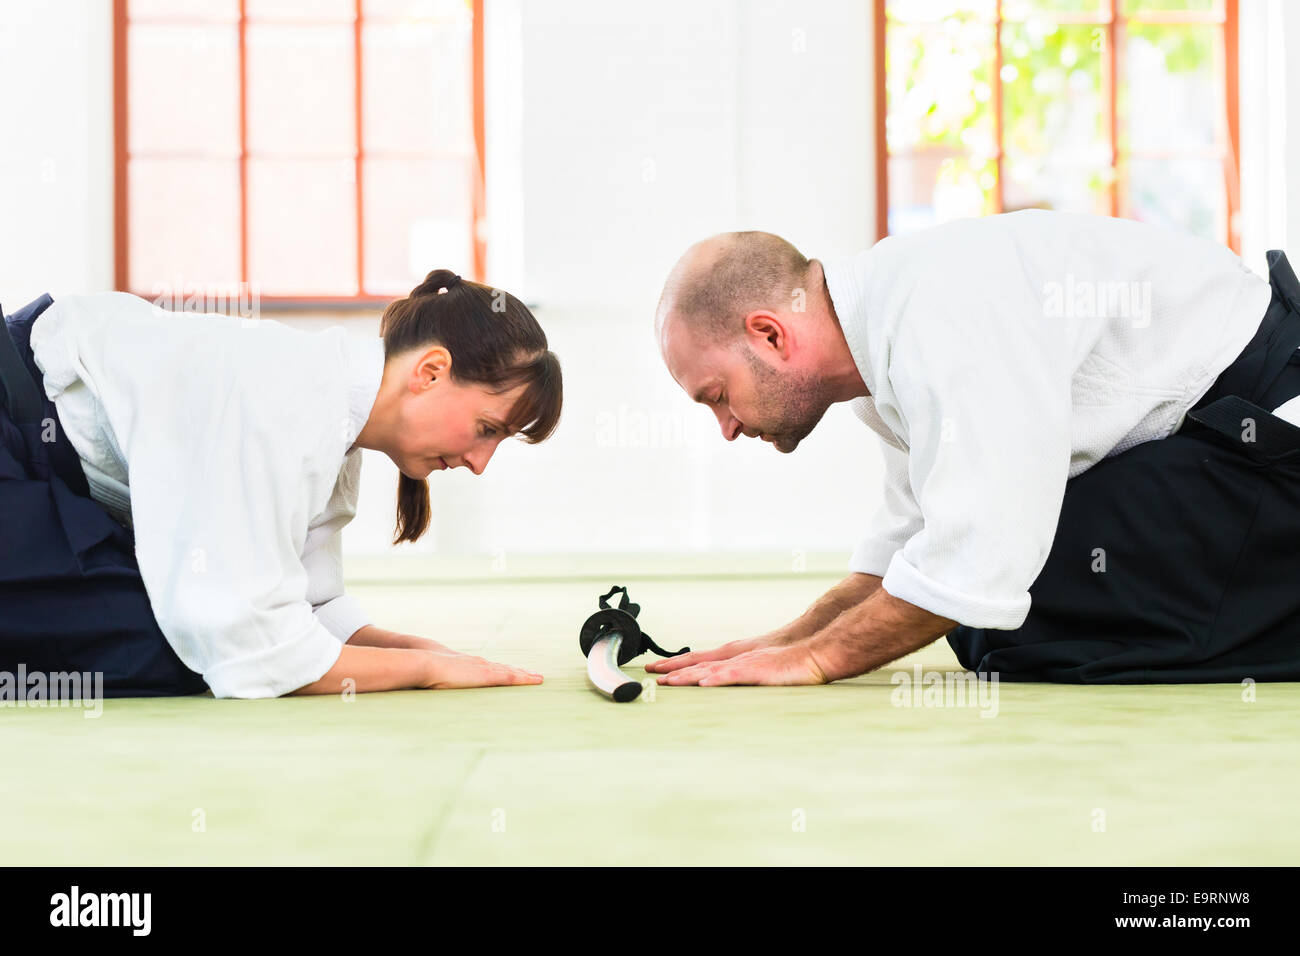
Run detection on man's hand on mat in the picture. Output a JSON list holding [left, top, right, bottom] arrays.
[[420, 651, 544, 689], [654, 641, 830, 686], [644, 629, 802, 674], [646, 574, 887, 677]]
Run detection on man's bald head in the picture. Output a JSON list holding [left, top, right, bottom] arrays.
[[657, 231, 811, 345]]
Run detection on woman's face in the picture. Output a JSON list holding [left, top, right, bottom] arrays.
[[390, 346, 525, 479]]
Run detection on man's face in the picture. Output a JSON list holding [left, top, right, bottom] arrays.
[[661, 316, 832, 453]]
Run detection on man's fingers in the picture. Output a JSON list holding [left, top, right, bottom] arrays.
[[656, 646, 824, 687], [697, 666, 741, 687], [645, 642, 749, 673], [644, 652, 706, 674], [657, 659, 730, 685]]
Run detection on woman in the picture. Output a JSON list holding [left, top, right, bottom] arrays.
[[0, 270, 560, 699]]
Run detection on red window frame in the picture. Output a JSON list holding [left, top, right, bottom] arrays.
[[112, 0, 486, 306], [874, 0, 1241, 252]]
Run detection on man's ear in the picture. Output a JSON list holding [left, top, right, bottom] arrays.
[[744, 310, 789, 358]]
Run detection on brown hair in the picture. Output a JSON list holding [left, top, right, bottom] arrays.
[[379, 269, 563, 544]]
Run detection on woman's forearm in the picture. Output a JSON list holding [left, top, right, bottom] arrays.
[[346, 624, 448, 651], [288, 644, 433, 695]]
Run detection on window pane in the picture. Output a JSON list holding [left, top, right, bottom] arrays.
[[1003, 156, 1112, 215], [362, 21, 472, 154], [886, 1, 996, 21], [363, 0, 476, 20], [129, 158, 241, 291], [889, 153, 995, 233], [1003, 0, 1106, 18], [246, 0, 355, 21], [126, 0, 477, 299], [1122, 1, 1221, 13], [886, 20, 996, 155], [363, 158, 472, 295], [1125, 157, 1224, 241], [246, 24, 355, 157], [1001, 22, 1110, 214], [247, 160, 358, 295], [1121, 24, 1220, 154], [128, 25, 239, 154], [886, 18, 996, 231], [129, 0, 238, 21]]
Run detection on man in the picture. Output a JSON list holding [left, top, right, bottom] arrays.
[[649, 211, 1300, 687]]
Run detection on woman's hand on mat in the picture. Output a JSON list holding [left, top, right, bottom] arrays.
[[654, 641, 829, 686], [420, 651, 543, 689], [644, 628, 802, 674]]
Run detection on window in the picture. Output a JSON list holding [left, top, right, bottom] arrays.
[[876, 0, 1240, 250], [114, 0, 485, 304]]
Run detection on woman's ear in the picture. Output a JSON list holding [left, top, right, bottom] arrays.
[[412, 346, 452, 390]]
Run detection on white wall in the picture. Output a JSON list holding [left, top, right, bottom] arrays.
[[507, 0, 874, 309], [1239, 0, 1295, 269], [1281, 0, 1300, 251], [0, 0, 114, 303]]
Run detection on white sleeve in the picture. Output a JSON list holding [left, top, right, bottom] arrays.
[[877, 295, 1073, 630], [124, 390, 346, 700], [849, 438, 923, 577], [302, 450, 372, 643]]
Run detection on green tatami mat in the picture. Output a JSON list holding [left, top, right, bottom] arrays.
[[2, 575, 1296, 865]]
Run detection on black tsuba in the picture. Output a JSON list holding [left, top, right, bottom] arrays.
[[578, 585, 690, 666]]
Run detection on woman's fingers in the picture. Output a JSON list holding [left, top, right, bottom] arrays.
[[426, 653, 543, 688], [477, 659, 543, 685], [498, 663, 545, 685], [484, 658, 543, 685]]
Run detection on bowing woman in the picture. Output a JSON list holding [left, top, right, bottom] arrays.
[[0, 270, 560, 699]]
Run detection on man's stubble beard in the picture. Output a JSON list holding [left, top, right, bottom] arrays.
[[742, 347, 833, 453]]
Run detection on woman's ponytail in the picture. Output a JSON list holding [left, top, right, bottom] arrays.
[[394, 473, 432, 544]]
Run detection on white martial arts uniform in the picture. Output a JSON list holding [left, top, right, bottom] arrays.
[[29, 292, 383, 698], [822, 210, 1283, 630]]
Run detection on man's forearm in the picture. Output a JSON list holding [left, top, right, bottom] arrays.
[[805, 585, 957, 682], [787, 573, 883, 640]]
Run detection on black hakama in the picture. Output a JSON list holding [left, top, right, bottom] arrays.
[[0, 295, 206, 698]]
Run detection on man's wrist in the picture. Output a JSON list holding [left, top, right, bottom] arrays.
[[805, 629, 871, 683]]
